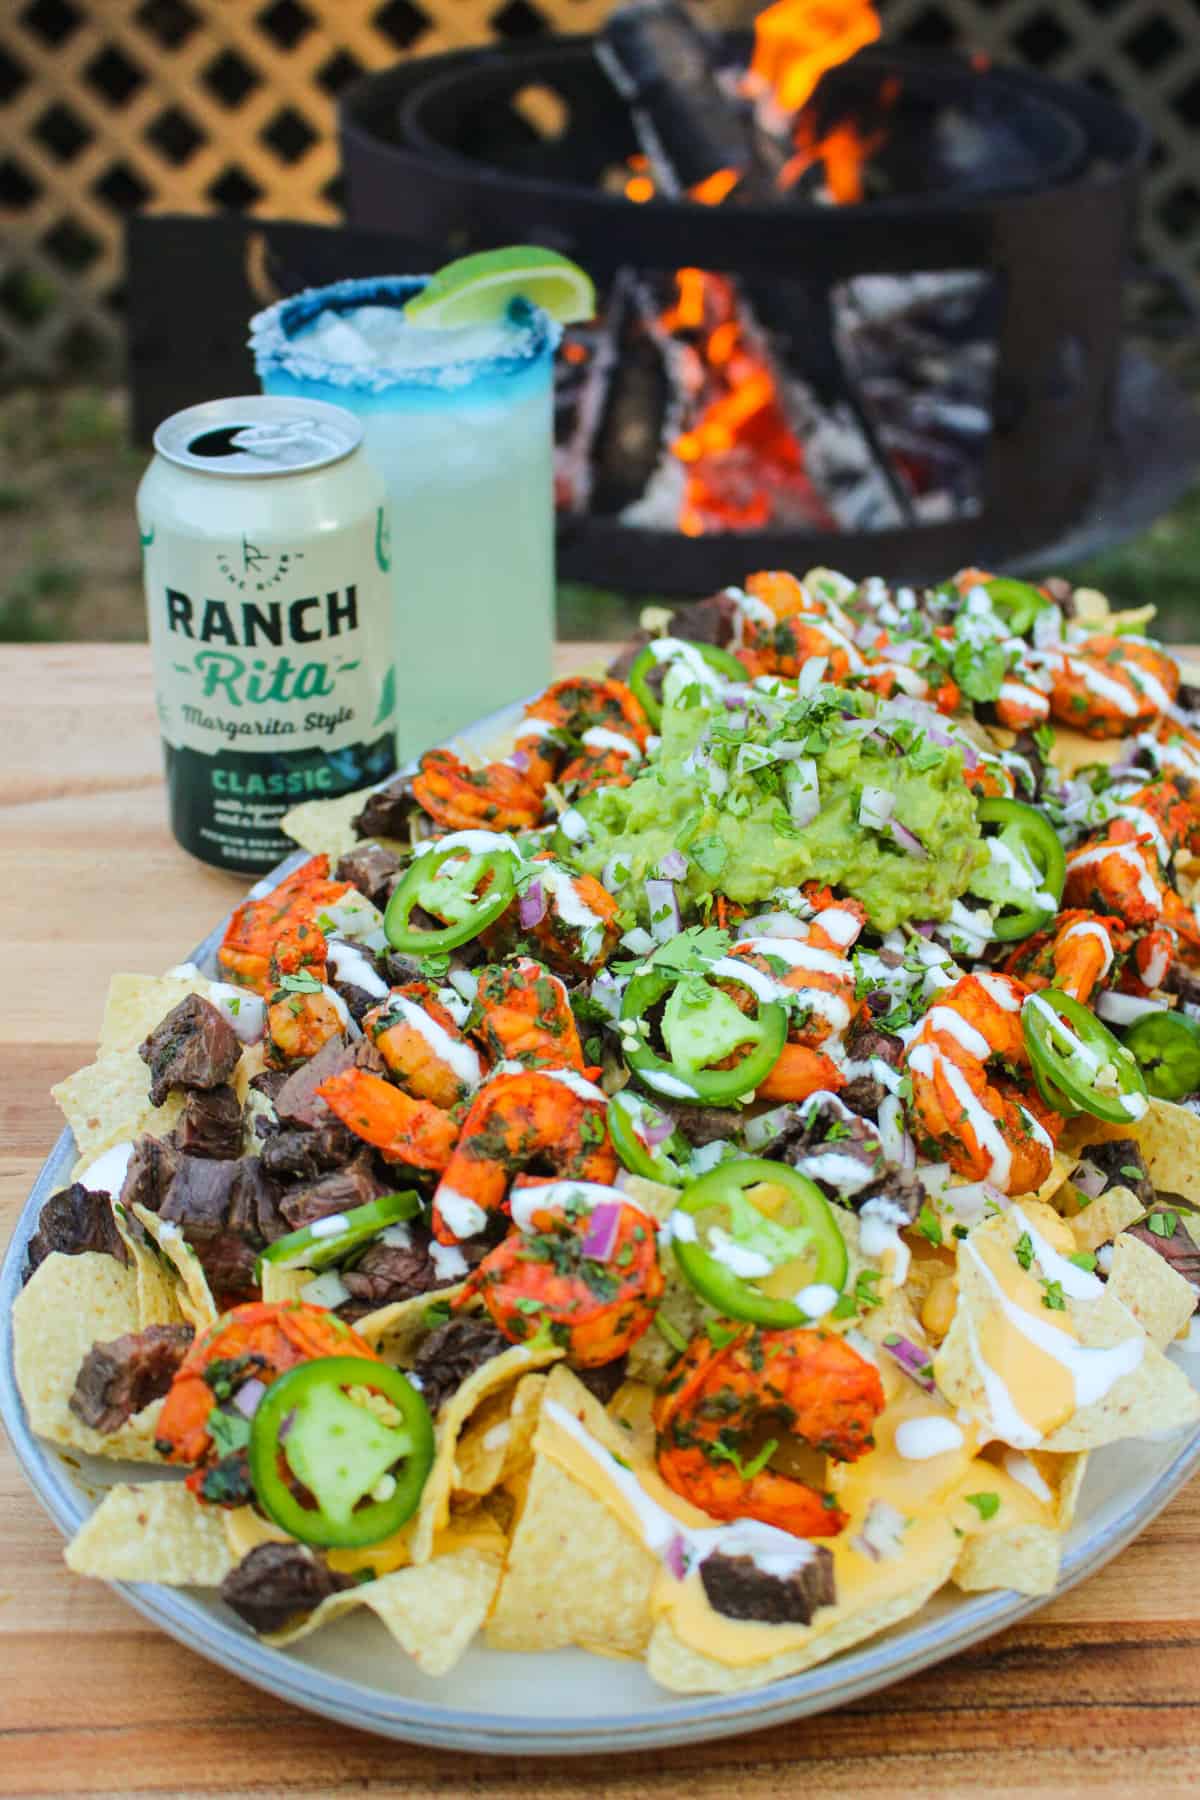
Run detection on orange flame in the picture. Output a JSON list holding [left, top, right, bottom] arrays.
[[751, 0, 881, 116]]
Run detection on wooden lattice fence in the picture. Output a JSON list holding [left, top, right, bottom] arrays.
[[1, 0, 1198, 382]]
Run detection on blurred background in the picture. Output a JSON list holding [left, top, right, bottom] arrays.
[[1, 0, 1198, 644]]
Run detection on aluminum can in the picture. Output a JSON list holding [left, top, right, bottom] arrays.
[[137, 396, 396, 873]]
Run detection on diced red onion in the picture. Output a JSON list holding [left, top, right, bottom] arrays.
[[658, 849, 688, 880], [645, 877, 681, 944], [518, 880, 547, 928], [639, 1108, 675, 1148], [602, 853, 631, 893], [851, 1498, 907, 1563], [913, 920, 937, 938], [278, 1408, 296, 1443], [888, 819, 928, 859], [858, 786, 895, 831], [882, 1336, 939, 1395], [580, 1199, 622, 1263], [663, 1532, 688, 1580], [1032, 605, 1064, 650], [620, 926, 656, 956], [721, 685, 753, 706], [589, 970, 625, 1022], [743, 1104, 799, 1150], [1096, 991, 1169, 1027], [510, 747, 531, 773], [1071, 1158, 1108, 1199], [772, 739, 814, 761], [233, 1378, 267, 1418], [877, 1095, 914, 1169], [786, 759, 820, 828]]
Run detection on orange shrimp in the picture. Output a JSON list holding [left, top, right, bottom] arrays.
[[1040, 636, 1177, 738], [316, 1066, 458, 1171], [1063, 831, 1167, 930], [264, 987, 347, 1069], [654, 1327, 885, 1538], [156, 1301, 378, 1487], [412, 748, 544, 832], [903, 972, 1058, 1194], [516, 676, 649, 793], [470, 958, 590, 1073], [365, 982, 482, 1108], [218, 856, 348, 993], [744, 570, 810, 619], [738, 613, 862, 683], [431, 1068, 616, 1244], [994, 672, 1052, 733], [455, 1191, 663, 1366], [482, 856, 621, 979], [728, 891, 864, 1099], [1002, 910, 1127, 1005]]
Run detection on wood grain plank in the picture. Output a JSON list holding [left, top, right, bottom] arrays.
[[3, 643, 1200, 1797]]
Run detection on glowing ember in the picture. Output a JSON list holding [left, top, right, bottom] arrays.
[[750, 0, 881, 117]]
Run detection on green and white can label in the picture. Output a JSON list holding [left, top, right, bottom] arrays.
[[138, 397, 397, 874]]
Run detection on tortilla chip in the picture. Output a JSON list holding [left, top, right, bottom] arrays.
[[1063, 1184, 1145, 1254], [646, 1522, 960, 1694], [131, 1205, 217, 1332], [354, 1288, 466, 1368], [952, 1519, 1060, 1597], [1066, 1098, 1200, 1203], [54, 1049, 185, 1168], [65, 1481, 236, 1585], [411, 1340, 563, 1564], [13, 1251, 164, 1461], [112, 1202, 188, 1329], [264, 1542, 503, 1674], [281, 787, 409, 862], [1055, 1450, 1090, 1527], [1107, 1231, 1198, 1352], [99, 970, 216, 1057], [936, 1209, 1200, 1452], [1072, 586, 1110, 624], [487, 1457, 658, 1655], [619, 1175, 683, 1225], [259, 1264, 312, 1307], [454, 1372, 547, 1499], [1048, 728, 1126, 781]]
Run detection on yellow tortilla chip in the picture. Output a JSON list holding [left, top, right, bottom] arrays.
[[411, 1339, 563, 1564], [619, 1174, 683, 1224], [454, 1371, 547, 1499], [281, 786, 410, 862], [1066, 1098, 1200, 1202], [952, 1519, 1060, 1597], [65, 1481, 236, 1585], [259, 1264, 312, 1307], [1048, 728, 1125, 781], [99, 970, 216, 1057], [132, 1205, 217, 1331], [354, 1288, 466, 1367], [112, 1202, 188, 1329], [1063, 1184, 1145, 1254], [13, 1251, 164, 1461], [1054, 1450, 1090, 1527], [1072, 586, 1110, 624], [1107, 1231, 1197, 1352], [265, 1541, 503, 1674], [54, 1049, 185, 1168]]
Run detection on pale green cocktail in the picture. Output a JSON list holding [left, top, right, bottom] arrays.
[[251, 276, 559, 755]]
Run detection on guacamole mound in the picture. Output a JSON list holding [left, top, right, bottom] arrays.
[[570, 680, 983, 933]]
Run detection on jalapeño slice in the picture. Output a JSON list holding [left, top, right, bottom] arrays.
[[628, 640, 745, 728], [669, 1160, 849, 1327], [254, 1191, 422, 1283], [1022, 988, 1149, 1124], [620, 955, 788, 1105], [248, 1356, 434, 1549], [1123, 1008, 1200, 1101], [607, 1090, 689, 1185], [969, 796, 1066, 941], [982, 577, 1052, 636], [385, 842, 516, 953]]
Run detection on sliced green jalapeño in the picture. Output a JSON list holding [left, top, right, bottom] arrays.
[[969, 796, 1066, 941], [669, 1159, 849, 1327], [248, 1356, 434, 1549], [1022, 988, 1149, 1124], [1123, 1009, 1200, 1101], [620, 956, 787, 1105], [254, 1191, 422, 1283], [982, 577, 1052, 636], [628, 640, 745, 728], [607, 1090, 689, 1185], [384, 843, 516, 953]]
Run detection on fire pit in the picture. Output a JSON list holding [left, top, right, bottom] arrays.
[[338, 5, 1184, 593]]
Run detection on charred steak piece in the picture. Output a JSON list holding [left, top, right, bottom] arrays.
[[574, 1355, 629, 1406], [160, 1154, 286, 1300], [271, 1034, 383, 1129], [1073, 1139, 1153, 1210], [410, 1318, 508, 1415], [353, 773, 417, 842], [139, 994, 240, 1107], [25, 1182, 130, 1278], [659, 1101, 745, 1147], [68, 1322, 194, 1433], [119, 1133, 180, 1214], [699, 1546, 836, 1625], [259, 1119, 357, 1182], [220, 1542, 354, 1635], [335, 843, 401, 907], [340, 1228, 466, 1314], [175, 1084, 243, 1160], [279, 1154, 385, 1230]]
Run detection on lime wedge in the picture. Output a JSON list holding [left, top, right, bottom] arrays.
[[404, 247, 595, 328]]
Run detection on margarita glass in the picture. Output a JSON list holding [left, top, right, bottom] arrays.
[[250, 275, 559, 755]]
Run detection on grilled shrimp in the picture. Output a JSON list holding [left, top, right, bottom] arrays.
[[994, 673, 1052, 733], [1063, 830, 1168, 931], [264, 986, 347, 1069], [470, 958, 590, 1073], [482, 856, 620, 978], [738, 612, 862, 683], [455, 1189, 663, 1366], [729, 890, 864, 1100], [515, 676, 649, 795], [218, 856, 347, 993], [412, 748, 544, 833], [903, 971, 1058, 1194], [654, 1327, 885, 1538], [1002, 910, 1126, 1005], [365, 982, 482, 1108], [431, 1067, 616, 1244], [1038, 635, 1177, 738], [315, 1066, 458, 1171]]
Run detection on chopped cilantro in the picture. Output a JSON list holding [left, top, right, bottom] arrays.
[[279, 971, 322, 994], [689, 835, 729, 878], [1068, 1251, 1097, 1271], [1032, 724, 1057, 759], [654, 1315, 689, 1354], [709, 1436, 779, 1481], [207, 1407, 251, 1458], [1148, 1210, 1179, 1238], [1119, 1164, 1145, 1183], [704, 1320, 739, 1349], [965, 1491, 1000, 1521], [916, 1204, 943, 1247], [1041, 1279, 1066, 1311], [1014, 1231, 1035, 1272]]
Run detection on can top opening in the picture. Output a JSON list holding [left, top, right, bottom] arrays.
[[154, 395, 363, 477]]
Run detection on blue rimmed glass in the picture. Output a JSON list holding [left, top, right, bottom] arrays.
[[250, 275, 559, 755]]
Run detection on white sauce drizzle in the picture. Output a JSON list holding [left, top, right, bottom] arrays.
[[894, 1418, 965, 1461], [387, 994, 482, 1091]]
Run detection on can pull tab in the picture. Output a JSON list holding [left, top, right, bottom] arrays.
[[231, 418, 335, 463]]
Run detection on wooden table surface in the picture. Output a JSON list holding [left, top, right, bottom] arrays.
[[3, 642, 1200, 1799]]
